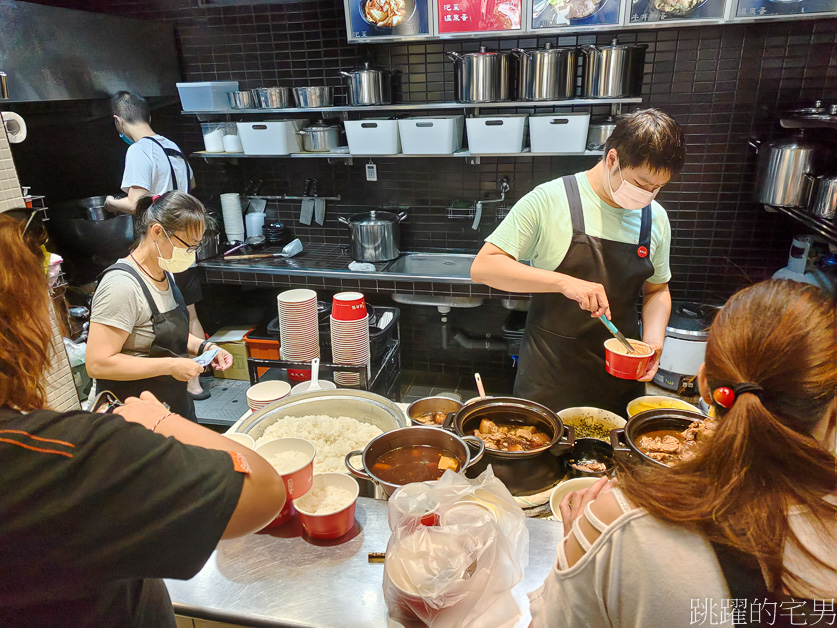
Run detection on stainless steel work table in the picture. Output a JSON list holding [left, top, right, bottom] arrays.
[[166, 496, 563, 628]]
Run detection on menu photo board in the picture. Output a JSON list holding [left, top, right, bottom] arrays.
[[629, 0, 725, 23], [346, 0, 431, 41], [436, 0, 523, 35], [531, 0, 622, 29], [734, 0, 837, 18]]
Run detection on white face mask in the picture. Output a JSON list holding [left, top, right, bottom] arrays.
[[156, 230, 196, 274], [607, 159, 659, 210]]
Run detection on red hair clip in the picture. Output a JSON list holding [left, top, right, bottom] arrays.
[[712, 382, 763, 409], [152, 194, 162, 202]]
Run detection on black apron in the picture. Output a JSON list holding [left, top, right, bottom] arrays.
[[95, 263, 195, 421], [141, 137, 191, 194], [514, 175, 654, 416], [711, 542, 818, 628]]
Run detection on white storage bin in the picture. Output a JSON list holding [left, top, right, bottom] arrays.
[[529, 113, 591, 154], [236, 120, 307, 156], [466, 115, 529, 154], [344, 118, 401, 155], [177, 81, 239, 112], [397, 116, 465, 155]]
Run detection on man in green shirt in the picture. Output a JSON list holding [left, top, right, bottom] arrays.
[[471, 109, 685, 415]]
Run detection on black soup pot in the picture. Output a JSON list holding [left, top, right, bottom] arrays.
[[610, 408, 706, 468], [446, 396, 574, 496]]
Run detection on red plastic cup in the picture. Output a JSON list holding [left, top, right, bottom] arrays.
[[256, 437, 316, 499], [294, 473, 359, 540], [604, 338, 654, 380], [332, 292, 366, 321], [389, 482, 442, 532]]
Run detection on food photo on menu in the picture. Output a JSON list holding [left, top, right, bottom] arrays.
[[531, 0, 620, 28], [349, 0, 430, 39], [629, 0, 725, 22], [735, 0, 837, 17], [437, 0, 522, 33]]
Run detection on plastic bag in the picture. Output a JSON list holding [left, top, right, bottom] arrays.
[[383, 467, 529, 628], [63, 337, 86, 368]]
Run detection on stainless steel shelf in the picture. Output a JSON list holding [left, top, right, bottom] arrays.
[[772, 205, 837, 246], [181, 97, 642, 116], [192, 148, 604, 159]]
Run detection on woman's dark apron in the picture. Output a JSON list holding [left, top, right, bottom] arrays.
[[514, 175, 654, 416], [95, 264, 195, 421]]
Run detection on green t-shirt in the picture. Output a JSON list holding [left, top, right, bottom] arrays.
[[486, 172, 672, 285]]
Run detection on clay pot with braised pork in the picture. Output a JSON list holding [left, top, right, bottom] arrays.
[[610, 408, 713, 468], [444, 397, 574, 496]]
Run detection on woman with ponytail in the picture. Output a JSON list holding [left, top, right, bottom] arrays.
[[0, 210, 285, 627], [86, 191, 232, 420], [530, 279, 836, 627]]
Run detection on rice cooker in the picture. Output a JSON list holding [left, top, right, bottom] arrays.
[[653, 302, 719, 393]]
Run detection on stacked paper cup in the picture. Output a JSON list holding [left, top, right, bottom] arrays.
[[220, 193, 245, 243], [330, 292, 370, 387], [277, 289, 320, 382]]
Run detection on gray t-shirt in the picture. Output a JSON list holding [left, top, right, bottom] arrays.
[[90, 257, 178, 356]]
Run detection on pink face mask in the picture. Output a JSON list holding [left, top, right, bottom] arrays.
[[608, 160, 659, 210]]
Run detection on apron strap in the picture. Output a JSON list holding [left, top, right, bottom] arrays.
[[166, 271, 188, 317], [561, 175, 586, 235], [141, 136, 191, 194], [638, 204, 652, 249], [100, 263, 162, 318]]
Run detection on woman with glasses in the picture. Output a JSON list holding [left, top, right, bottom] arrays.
[[86, 191, 233, 420]]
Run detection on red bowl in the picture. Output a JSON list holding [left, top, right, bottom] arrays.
[[262, 493, 295, 529], [332, 292, 366, 321], [604, 338, 654, 380], [293, 473, 359, 540], [256, 437, 316, 500]]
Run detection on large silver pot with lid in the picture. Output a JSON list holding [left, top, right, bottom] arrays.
[[810, 174, 837, 220], [297, 121, 342, 152], [340, 62, 392, 106], [581, 39, 646, 98], [447, 47, 512, 103], [514, 44, 576, 101], [587, 115, 618, 151], [338, 210, 408, 262], [749, 131, 825, 209]]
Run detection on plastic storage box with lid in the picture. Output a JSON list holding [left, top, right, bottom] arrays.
[[397, 116, 465, 154], [237, 120, 308, 156], [344, 118, 401, 155], [529, 113, 590, 154], [466, 115, 529, 154], [177, 81, 240, 112], [244, 324, 281, 378]]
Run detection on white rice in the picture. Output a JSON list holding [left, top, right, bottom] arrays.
[[295, 485, 355, 515], [256, 415, 383, 474], [267, 450, 311, 475]]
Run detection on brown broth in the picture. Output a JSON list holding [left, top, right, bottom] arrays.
[[370, 445, 460, 485], [640, 428, 685, 443]]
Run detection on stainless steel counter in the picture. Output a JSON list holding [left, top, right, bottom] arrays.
[[166, 497, 563, 628]]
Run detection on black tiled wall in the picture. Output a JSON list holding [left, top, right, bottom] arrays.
[[13, 1, 837, 381]]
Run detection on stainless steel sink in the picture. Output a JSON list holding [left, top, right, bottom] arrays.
[[383, 252, 476, 279], [392, 294, 484, 309]]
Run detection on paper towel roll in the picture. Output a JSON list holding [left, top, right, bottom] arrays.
[[0, 111, 27, 143]]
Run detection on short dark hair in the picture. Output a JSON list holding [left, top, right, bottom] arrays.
[[134, 191, 212, 245], [604, 109, 685, 176], [111, 91, 150, 124]]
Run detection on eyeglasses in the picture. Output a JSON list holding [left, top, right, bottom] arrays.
[[167, 230, 202, 253]]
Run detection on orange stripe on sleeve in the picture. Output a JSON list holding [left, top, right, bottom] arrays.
[[0, 437, 74, 458], [0, 429, 76, 448], [227, 451, 252, 475]]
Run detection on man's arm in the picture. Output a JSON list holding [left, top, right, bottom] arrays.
[[471, 243, 612, 319], [638, 281, 671, 382], [106, 186, 150, 214]]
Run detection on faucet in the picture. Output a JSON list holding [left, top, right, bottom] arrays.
[[473, 178, 510, 230]]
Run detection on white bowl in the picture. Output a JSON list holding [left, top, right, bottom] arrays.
[[291, 380, 338, 396], [626, 395, 702, 418], [549, 477, 600, 521], [224, 433, 255, 449], [246, 380, 292, 403]]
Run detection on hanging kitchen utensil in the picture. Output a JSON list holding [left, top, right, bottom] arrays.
[[224, 238, 303, 260], [313, 179, 326, 226], [475, 373, 487, 399], [300, 179, 314, 225], [598, 316, 635, 354]]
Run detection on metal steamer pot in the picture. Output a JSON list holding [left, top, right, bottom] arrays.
[[340, 63, 392, 106], [750, 132, 825, 209], [587, 116, 618, 151], [810, 174, 837, 220], [338, 210, 407, 263], [445, 397, 575, 496], [345, 426, 485, 496], [297, 122, 342, 152], [514, 44, 576, 101], [580, 39, 646, 98], [447, 47, 512, 104], [610, 408, 705, 468]]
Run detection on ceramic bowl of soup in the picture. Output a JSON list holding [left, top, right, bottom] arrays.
[[344, 426, 486, 496], [603, 338, 655, 380]]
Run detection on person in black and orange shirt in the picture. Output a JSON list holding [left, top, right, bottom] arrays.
[[0, 209, 286, 628]]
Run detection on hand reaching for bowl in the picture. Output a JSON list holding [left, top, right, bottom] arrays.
[[559, 477, 614, 537]]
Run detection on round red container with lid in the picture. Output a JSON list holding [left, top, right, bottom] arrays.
[[332, 292, 366, 321], [604, 338, 654, 380]]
